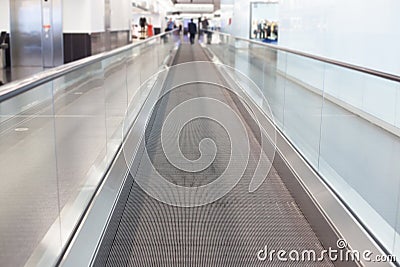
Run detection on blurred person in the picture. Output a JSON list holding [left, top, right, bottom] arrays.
[[188, 19, 197, 44], [198, 17, 202, 36], [139, 17, 147, 39], [202, 18, 209, 32], [167, 18, 174, 31]]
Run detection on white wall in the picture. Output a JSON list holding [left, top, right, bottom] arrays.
[[230, 0, 249, 38], [91, 0, 105, 32], [222, 0, 400, 74], [278, 0, 400, 128], [279, 0, 400, 75], [63, 0, 104, 33], [252, 2, 279, 22], [110, 0, 131, 31], [220, 0, 234, 34], [63, 0, 91, 33], [0, 0, 10, 32]]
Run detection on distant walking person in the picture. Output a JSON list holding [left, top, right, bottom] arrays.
[[166, 18, 174, 31], [188, 19, 197, 44]]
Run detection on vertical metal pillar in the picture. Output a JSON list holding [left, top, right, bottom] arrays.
[[104, 0, 111, 51], [42, 0, 63, 67], [10, 0, 63, 68]]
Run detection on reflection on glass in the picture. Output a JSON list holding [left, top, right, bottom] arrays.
[[0, 32, 179, 267], [205, 31, 400, 260], [0, 82, 61, 267], [52, 62, 108, 245], [319, 65, 400, 257], [263, 50, 286, 127], [282, 54, 325, 167]]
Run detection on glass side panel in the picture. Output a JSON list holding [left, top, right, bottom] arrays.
[[206, 32, 400, 259], [52, 62, 107, 245], [319, 65, 400, 258], [262, 48, 286, 127], [126, 46, 142, 105], [103, 53, 128, 159], [282, 53, 325, 168], [234, 40, 265, 90], [0, 82, 61, 267], [139, 40, 160, 84], [0, 32, 179, 267], [207, 32, 230, 65]]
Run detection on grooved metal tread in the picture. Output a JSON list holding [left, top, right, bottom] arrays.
[[98, 41, 334, 267]]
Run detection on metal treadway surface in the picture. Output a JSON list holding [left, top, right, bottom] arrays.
[[95, 39, 334, 266]]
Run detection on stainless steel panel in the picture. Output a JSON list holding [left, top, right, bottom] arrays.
[[110, 30, 129, 50], [91, 32, 107, 55], [104, 0, 111, 51], [0, 49, 5, 68], [41, 0, 63, 67], [10, 0, 43, 67], [11, 0, 63, 68], [41, 0, 53, 67], [51, 0, 63, 66]]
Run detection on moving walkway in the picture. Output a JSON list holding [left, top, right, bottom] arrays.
[[0, 31, 398, 267]]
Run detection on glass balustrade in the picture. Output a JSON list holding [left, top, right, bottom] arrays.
[[1, 28, 399, 266], [205, 31, 400, 261], [0, 31, 179, 267]]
